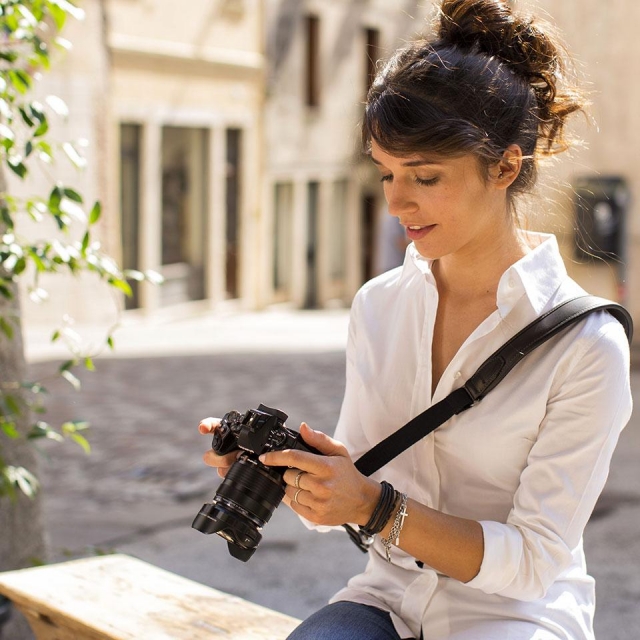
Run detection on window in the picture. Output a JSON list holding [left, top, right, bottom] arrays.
[[305, 14, 320, 107], [120, 124, 141, 310], [273, 182, 294, 295], [364, 27, 381, 96], [226, 128, 242, 299], [331, 179, 348, 281]]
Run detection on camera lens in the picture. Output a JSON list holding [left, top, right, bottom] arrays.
[[191, 453, 286, 561]]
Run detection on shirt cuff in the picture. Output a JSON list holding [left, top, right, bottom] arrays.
[[464, 520, 523, 594]]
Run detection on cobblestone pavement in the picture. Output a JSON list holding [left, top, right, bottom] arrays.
[[29, 351, 640, 638]]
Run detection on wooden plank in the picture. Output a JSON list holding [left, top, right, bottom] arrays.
[[0, 554, 300, 640]]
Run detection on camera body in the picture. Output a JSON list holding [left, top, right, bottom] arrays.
[[192, 404, 319, 561]]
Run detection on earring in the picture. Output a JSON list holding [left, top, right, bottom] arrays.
[[498, 171, 504, 179]]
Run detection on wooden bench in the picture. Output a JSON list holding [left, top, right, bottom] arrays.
[[0, 554, 301, 639]]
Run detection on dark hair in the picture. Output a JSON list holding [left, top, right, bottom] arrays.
[[363, 0, 586, 197]]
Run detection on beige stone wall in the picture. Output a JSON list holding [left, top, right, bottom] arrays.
[[18, 0, 266, 328], [262, 0, 432, 307], [516, 1, 639, 328]]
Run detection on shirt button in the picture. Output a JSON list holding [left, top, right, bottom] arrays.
[[508, 277, 515, 288], [454, 371, 462, 380]]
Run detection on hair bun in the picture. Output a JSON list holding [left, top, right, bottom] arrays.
[[437, 0, 558, 83]]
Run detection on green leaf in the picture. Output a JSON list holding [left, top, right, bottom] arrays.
[[63, 187, 83, 203], [84, 356, 95, 371], [89, 201, 101, 224], [51, 330, 60, 342], [4, 393, 22, 415], [59, 359, 76, 373], [33, 117, 49, 137], [47, 4, 67, 30], [69, 432, 91, 454], [49, 0, 85, 22], [0, 317, 14, 339], [107, 335, 115, 350], [123, 269, 145, 282], [0, 284, 13, 300], [45, 94, 69, 117], [107, 277, 133, 297], [19, 107, 35, 127], [62, 142, 87, 169], [28, 421, 63, 442], [0, 98, 12, 120], [16, 4, 38, 27], [48, 185, 63, 213], [5, 466, 40, 498], [61, 369, 81, 390], [0, 123, 15, 143], [0, 51, 19, 63], [35, 141, 53, 163], [27, 247, 47, 271], [1, 206, 13, 229], [81, 231, 89, 256], [59, 197, 86, 222], [1, 421, 20, 439], [21, 381, 47, 395], [7, 157, 27, 179], [9, 69, 31, 94], [144, 270, 165, 285]]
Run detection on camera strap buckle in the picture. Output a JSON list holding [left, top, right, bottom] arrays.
[[342, 524, 374, 553]]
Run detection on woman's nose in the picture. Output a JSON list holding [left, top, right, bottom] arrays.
[[386, 182, 417, 218]]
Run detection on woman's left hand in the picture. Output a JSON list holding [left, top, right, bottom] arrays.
[[259, 422, 380, 527]]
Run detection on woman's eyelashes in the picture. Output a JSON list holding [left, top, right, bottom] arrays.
[[415, 176, 439, 186], [379, 174, 440, 186]]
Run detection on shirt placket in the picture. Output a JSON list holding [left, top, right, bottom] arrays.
[[409, 280, 439, 507]]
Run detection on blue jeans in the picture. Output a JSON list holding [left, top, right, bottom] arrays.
[[286, 601, 418, 640]]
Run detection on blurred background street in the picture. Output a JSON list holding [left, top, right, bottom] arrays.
[[26, 309, 640, 640]]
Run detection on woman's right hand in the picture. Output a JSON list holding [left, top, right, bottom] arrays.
[[199, 417, 240, 478]]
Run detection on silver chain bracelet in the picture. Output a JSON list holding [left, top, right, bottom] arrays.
[[381, 493, 408, 562]]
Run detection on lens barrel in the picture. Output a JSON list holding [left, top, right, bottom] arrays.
[[191, 454, 286, 561]]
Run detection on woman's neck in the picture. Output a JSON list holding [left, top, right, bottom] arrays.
[[432, 224, 529, 301]]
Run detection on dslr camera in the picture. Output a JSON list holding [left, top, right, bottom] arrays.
[[192, 404, 319, 561]]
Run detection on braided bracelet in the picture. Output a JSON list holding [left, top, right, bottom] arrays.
[[381, 493, 408, 562], [359, 481, 396, 537]]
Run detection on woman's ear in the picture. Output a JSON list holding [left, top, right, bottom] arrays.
[[491, 144, 523, 189]]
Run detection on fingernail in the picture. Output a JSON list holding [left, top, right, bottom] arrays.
[[259, 454, 266, 463]]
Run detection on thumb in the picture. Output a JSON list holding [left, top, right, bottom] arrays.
[[300, 422, 348, 457]]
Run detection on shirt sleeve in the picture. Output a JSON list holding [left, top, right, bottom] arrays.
[[465, 319, 632, 601]]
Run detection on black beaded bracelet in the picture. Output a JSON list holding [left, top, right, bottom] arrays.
[[359, 481, 397, 537]]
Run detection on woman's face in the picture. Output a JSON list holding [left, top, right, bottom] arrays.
[[370, 140, 512, 263]]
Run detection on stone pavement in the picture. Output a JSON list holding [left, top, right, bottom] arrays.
[[23, 309, 640, 639]]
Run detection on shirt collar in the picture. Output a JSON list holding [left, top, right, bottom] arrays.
[[496, 232, 567, 318], [401, 232, 567, 318]]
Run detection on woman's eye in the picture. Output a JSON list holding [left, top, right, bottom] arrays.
[[380, 174, 393, 183], [415, 176, 439, 186]]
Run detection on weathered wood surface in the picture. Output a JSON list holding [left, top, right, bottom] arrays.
[[0, 554, 301, 639]]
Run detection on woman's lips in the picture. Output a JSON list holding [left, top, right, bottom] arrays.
[[405, 224, 435, 241]]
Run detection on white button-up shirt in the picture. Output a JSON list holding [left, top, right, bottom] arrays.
[[326, 233, 632, 639]]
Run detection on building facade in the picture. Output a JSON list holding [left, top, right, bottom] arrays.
[[17, 0, 640, 339]]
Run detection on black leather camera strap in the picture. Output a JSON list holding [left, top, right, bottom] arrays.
[[353, 294, 633, 478]]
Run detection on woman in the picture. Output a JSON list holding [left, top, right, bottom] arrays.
[[200, 1, 632, 638]]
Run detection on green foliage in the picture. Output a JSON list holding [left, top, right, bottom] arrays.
[[0, 1, 161, 498]]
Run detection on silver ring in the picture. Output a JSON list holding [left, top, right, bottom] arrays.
[[294, 470, 305, 489], [293, 488, 303, 505]]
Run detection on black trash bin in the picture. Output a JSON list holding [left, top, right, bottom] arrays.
[[574, 176, 630, 262]]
